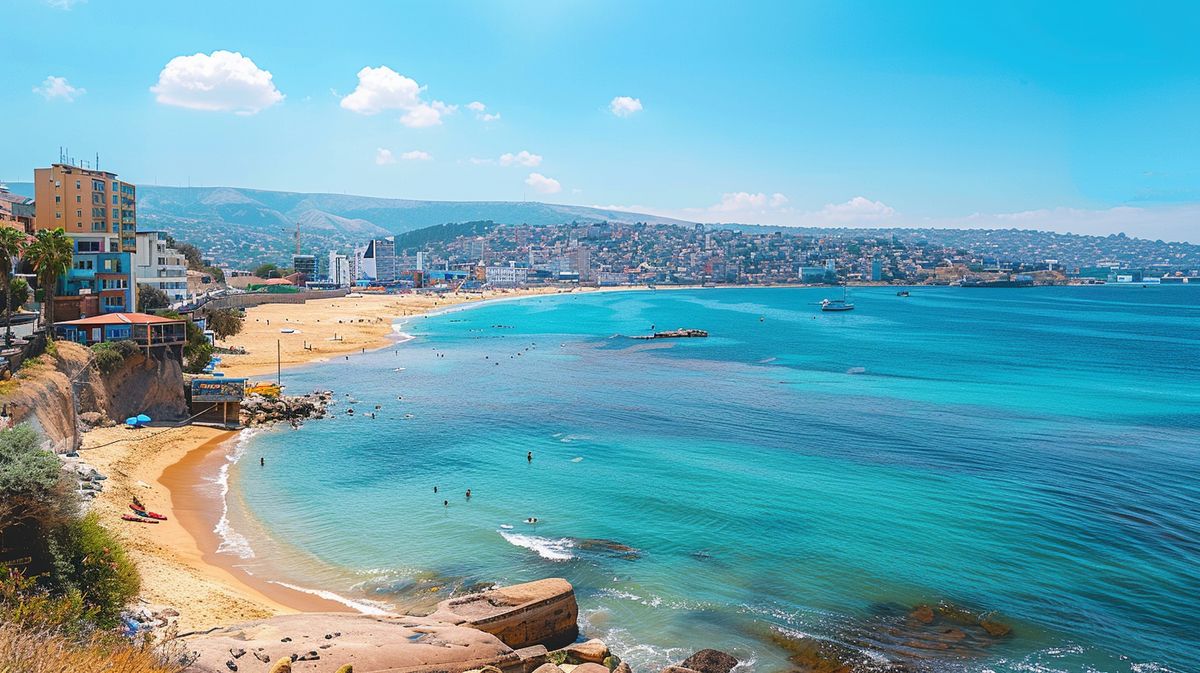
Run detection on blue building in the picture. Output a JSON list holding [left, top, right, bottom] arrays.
[[61, 235, 135, 314]]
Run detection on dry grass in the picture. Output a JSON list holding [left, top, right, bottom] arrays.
[[0, 626, 188, 673]]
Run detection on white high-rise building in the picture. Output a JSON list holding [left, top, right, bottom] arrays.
[[133, 231, 189, 302], [328, 251, 351, 287]]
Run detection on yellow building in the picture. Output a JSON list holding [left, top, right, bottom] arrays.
[[33, 163, 136, 252]]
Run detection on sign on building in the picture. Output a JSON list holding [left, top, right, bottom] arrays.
[[191, 378, 246, 402]]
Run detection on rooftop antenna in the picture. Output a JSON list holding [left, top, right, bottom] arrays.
[[96, 152, 100, 171], [294, 220, 301, 256]]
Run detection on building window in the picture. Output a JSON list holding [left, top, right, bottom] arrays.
[[76, 195, 81, 203], [55, 196, 61, 204]]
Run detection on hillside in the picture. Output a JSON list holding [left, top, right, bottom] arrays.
[[8, 183, 692, 267]]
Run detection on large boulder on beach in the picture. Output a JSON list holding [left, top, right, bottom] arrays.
[[183, 613, 523, 673], [679, 649, 738, 673], [561, 639, 610, 664], [428, 578, 579, 650]]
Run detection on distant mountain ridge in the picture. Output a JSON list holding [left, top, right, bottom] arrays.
[[6, 183, 693, 267], [7, 183, 1196, 269]]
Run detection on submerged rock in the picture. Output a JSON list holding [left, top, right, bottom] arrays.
[[679, 649, 739, 673]]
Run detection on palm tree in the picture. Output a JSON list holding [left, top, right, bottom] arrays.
[[25, 228, 74, 338], [0, 226, 27, 348]]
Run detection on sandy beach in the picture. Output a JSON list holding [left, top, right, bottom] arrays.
[[77, 286, 573, 630], [215, 289, 564, 379], [79, 424, 345, 631]]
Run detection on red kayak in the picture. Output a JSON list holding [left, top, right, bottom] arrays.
[[129, 504, 168, 521], [121, 514, 159, 524]]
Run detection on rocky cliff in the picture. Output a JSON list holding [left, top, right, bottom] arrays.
[[0, 341, 186, 452]]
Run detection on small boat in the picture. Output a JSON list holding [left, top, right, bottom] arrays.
[[121, 514, 159, 524], [500, 524, 514, 530], [896, 291, 910, 297], [821, 286, 855, 312], [129, 504, 168, 520]]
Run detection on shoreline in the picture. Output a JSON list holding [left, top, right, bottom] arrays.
[[157, 430, 351, 616]]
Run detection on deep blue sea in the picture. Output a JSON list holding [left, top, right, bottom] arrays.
[[219, 286, 1199, 673]]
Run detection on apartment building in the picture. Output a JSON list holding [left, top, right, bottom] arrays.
[[134, 231, 189, 302], [33, 163, 137, 318]]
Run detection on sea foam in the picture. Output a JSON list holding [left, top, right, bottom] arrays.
[[212, 429, 257, 559], [499, 531, 575, 561]]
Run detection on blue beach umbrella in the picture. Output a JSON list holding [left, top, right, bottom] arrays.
[[125, 417, 138, 427], [136, 414, 151, 424]]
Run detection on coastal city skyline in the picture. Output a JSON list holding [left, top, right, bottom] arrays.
[[1, 4, 1197, 673], [4, 1, 1200, 242]]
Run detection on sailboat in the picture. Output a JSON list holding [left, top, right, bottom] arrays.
[[821, 286, 855, 312]]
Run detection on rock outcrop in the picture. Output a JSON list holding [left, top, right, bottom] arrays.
[[184, 614, 524, 673], [0, 341, 186, 453], [240, 391, 332, 427], [428, 578, 578, 650]]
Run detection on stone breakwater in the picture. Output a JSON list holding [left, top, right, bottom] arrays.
[[182, 579, 746, 673], [240, 391, 333, 427]]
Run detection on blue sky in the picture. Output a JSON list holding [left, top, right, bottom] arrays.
[[3, 0, 1198, 240]]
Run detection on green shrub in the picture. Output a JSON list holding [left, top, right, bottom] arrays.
[[91, 340, 140, 374], [48, 513, 140, 628], [0, 426, 140, 631]]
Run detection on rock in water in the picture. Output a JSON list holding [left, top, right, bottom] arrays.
[[909, 604, 935, 624], [613, 662, 633, 673], [563, 639, 610, 664], [679, 650, 739, 673], [428, 578, 579, 650]]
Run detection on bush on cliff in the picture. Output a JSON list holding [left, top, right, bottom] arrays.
[[0, 425, 140, 629], [91, 339, 141, 375]]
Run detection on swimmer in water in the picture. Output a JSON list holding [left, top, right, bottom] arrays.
[[434, 486, 438, 493], [443, 500, 448, 507], [260, 457, 264, 467], [465, 489, 472, 499]]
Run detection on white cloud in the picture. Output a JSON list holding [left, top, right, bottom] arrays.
[[466, 100, 500, 122], [610, 96, 643, 117], [817, 196, 895, 221], [499, 151, 543, 168], [711, 192, 791, 212], [340, 66, 455, 127], [151, 51, 283, 115], [375, 148, 396, 165], [525, 173, 562, 195], [400, 150, 432, 161], [33, 76, 85, 102]]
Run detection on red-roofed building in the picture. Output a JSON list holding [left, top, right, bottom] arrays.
[[54, 312, 186, 349]]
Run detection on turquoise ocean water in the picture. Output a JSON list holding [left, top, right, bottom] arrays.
[[218, 287, 1199, 673]]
